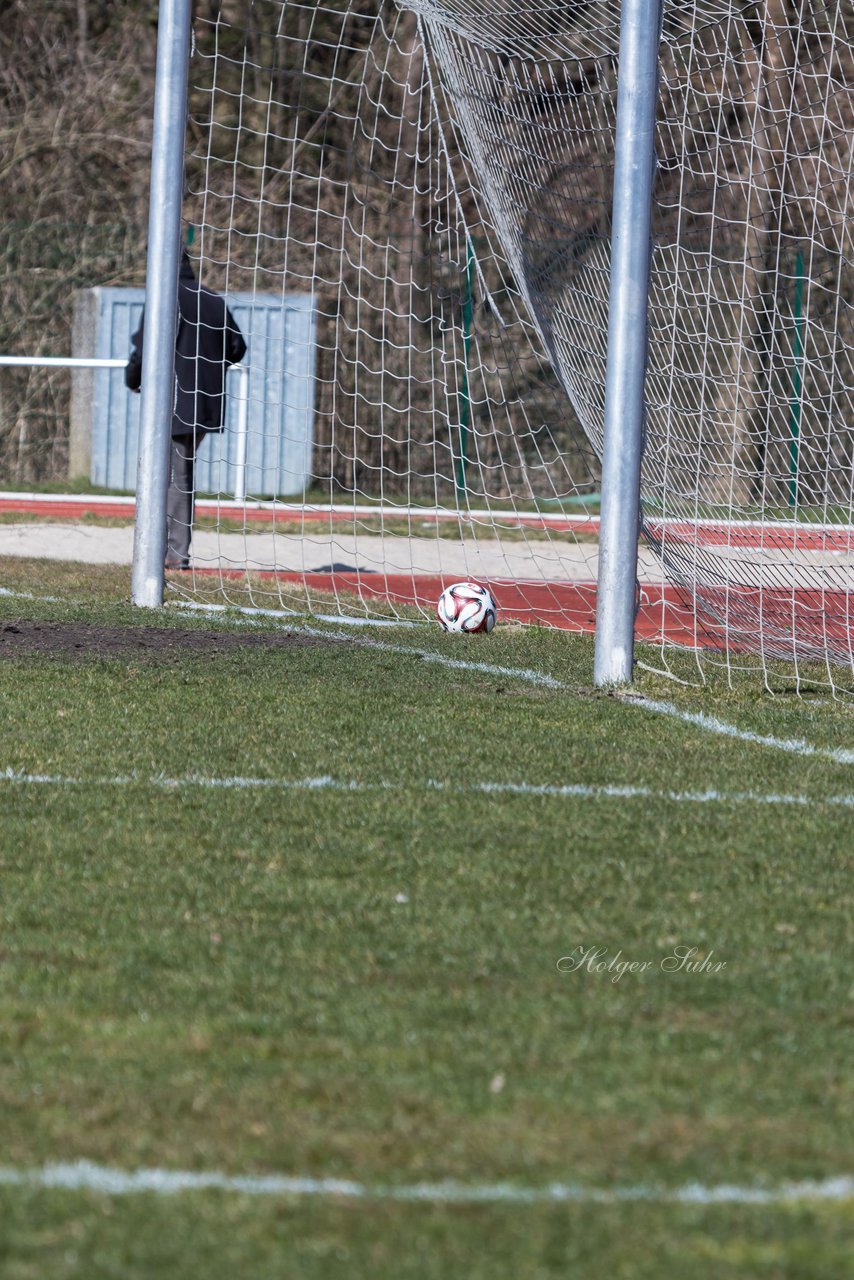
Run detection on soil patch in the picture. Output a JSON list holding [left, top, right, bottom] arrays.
[[0, 618, 334, 662]]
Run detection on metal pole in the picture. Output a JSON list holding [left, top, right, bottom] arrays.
[[594, 0, 662, 686], [131, 0, 192, 608]]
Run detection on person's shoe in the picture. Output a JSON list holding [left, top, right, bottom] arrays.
[[164, 555, 190, 571]]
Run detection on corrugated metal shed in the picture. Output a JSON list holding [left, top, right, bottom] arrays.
[[81, 286, 315, 495]]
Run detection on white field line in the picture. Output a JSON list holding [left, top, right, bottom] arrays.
[[171, 600, 303, 619], [314, 614, 420, 628], [0, 1160, 851, 1206], [298, 625, 566, 688], [173, 601, 564, 687], [2, 588, 850, 760], [631, 696, 854, 765], [171, 599, 419, 628], [239, 611, 854, 748], [174, 605, 854, 734], [1, 767, 854, 808], [0, 586, 62, 603]]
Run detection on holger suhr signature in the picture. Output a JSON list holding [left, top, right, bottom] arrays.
[[557, 945, 727, 983]]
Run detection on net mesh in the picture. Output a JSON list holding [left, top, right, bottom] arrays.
[[177, 0, 854, 690]]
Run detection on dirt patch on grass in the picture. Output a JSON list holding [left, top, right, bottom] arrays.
[[0, 618, 333, 662]]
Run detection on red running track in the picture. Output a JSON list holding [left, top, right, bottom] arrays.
[[2, 494, 851, 652], [198, 569, 854, 657], [204, 569, 718, 648]]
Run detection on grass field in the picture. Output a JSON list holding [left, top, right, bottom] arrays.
[[0, 559, 851, 1278], [0, 510, 600, 542]]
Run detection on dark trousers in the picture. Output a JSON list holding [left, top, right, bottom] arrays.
[[166, 434, 197, 565]]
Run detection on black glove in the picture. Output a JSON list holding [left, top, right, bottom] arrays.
[[125, 353, 142, 393]]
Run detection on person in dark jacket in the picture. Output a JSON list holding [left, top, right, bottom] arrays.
[[125, 251, 247, 568]]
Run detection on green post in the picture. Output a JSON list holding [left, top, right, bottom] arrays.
[[788, 249, 805, 507], [456, 237, 475, 496]]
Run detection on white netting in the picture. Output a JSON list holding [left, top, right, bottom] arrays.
[[178, 0, 602, 630], [178, 0, 853, 690]]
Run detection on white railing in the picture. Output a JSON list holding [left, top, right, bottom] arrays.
[[0, 357, 127, 369], [0, 356, 250, 502]]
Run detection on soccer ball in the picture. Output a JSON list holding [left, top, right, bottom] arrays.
[[436, 581, 497, 634]]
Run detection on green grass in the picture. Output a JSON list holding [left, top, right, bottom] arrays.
[[15, 479, 602, 514], [4, 478, 136, 497], [0, 511, 596, 541], [0, 560, 851, 1278]]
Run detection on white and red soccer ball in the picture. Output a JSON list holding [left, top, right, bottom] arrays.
[[436, 581, 497, 634]]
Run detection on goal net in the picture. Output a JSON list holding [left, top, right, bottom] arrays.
[[175, 0, 853, 690]]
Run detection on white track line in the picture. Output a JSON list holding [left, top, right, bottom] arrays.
[[0, 1161, 851, 1206], [631, 696, 854, 765], [1, 767, 853, 808]]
